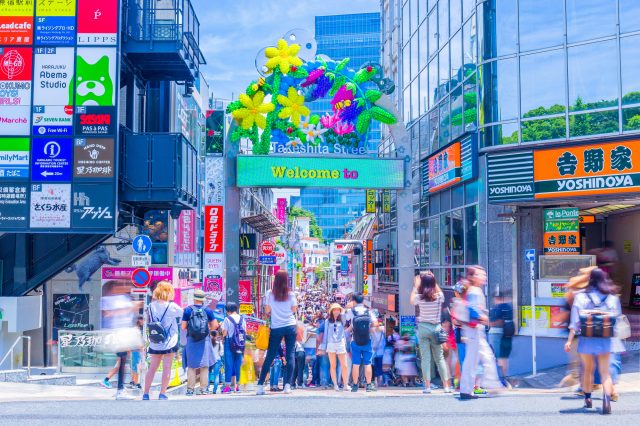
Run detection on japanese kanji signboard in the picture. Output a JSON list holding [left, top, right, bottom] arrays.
[[543, 208, 580, 255], [427, 135, 476, 194], [204, 206, 223, 253], [534, 140, 640, 199]]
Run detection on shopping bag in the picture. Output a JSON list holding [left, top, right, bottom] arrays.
[[239, 353, 255, 385], [256, 325, 270, 350]]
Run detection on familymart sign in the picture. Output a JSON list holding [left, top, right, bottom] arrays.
[[236, 155, 405, 189]]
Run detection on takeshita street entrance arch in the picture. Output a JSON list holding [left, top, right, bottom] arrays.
[[222, 31, 414, 317]]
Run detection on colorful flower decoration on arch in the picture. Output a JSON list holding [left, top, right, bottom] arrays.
[[227, 37, 398, 155]]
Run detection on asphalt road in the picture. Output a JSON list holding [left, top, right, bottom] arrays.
[[0, 391, 638, 425]]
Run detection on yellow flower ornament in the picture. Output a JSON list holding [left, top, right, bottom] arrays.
[[277, 87, 310, 127], [231, 91, 274, 129], [265, 39, 303, 75]]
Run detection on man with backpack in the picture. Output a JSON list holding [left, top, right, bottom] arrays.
[[181, 289, 218, 396], [345, 293, 378, 392], [488, 290, 514, 389], [221, 302, 247, 393]]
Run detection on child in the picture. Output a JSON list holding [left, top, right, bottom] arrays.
[[209, 331, 224, 394], [382, 341, 394, 387], [441, 311, 458, 390]]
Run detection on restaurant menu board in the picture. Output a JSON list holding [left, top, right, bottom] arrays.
[[0, 0, 120, 233]]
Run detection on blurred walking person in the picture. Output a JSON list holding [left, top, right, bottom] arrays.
[[488, 291, 515, 388], [256, 270, 298, 395], [564, 268, 621, 414], [319, 303, 349, 391], [411, 271, 451, 394], [221, 302, 247, 393], [143, 281, 183, 401], [181, 289, 218, 396]]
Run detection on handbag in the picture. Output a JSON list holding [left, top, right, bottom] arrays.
[[96, 327, 143, 353], [437, 326, 448, 344], [256, 324, 270, 350], [615, 314, 631, 340]]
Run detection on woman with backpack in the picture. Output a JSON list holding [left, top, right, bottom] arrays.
[[564, 268, 621, 414], [410, 271, 451, 394], [143, 280, 183, 401], [181, 289, 218, 396], [256, 270, 298, 395], [319, 303, 349, 391]]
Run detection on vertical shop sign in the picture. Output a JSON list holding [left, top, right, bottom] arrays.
[[543, 208, 580, 255], [205, 156, 224, 204], [31, 137, 72, 181], [365, 189, 376, 213], [205, 109, 224, 155], [204, 206, 223, 253], [71, 183, 114, 229], [35, 0, 77, 46], [29, 182, 71, 227], [0, 46, 33, 135], [73, 47, 116, 106], [238, 280, 252, 304], [0, 182, 29, 229], [382, 190, 391, 213], [277, 197, 286, 224], [77, 0, 118, 45], [0, 138, 30, 179], [0, 0, 34, 46]]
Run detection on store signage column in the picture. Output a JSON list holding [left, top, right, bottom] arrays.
[[543, 208, 580, 255]]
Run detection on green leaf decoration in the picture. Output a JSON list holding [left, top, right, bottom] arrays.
[[318, 56, 328, 68], [326, 72, 335, 81], [226, 100, 242, 113], [369, 106, 397, 124], [356, 111, 371, 134], [329, 76, 347, 96], [365, 89, 382, 104], [335, 58, 350, 72], [310, 114, 320, 125], [345, 82, 357, 96], [354, 68, 373, 84], [356, 98, 366, 108], [290, 67, 309, 79]]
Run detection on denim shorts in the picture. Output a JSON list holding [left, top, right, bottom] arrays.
[[350, 342, 373, 366]]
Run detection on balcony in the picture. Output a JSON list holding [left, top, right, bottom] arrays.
[[122, 0, 205, 81], [119, 129, 198, 210]]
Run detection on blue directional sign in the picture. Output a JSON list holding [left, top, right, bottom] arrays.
[[259, 255, 277, 265], [31, 138, 72, 182], [525, 249, 536, 262], [132, 235, 152, 254]]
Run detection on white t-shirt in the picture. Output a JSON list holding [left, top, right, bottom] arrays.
[[266, 291, 297, 329], [147, 301, 183, 351], [222, 313, 244, 338], [344, 304, 378, 325]]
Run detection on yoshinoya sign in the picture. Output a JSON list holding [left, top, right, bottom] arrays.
[[488, 139, 640, 202], [425, 135, 476, 194], [237, 155, 405, 189]]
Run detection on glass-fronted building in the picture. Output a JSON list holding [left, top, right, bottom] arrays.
[[300, 13, 381, 242], [382, 0, 640, 373]]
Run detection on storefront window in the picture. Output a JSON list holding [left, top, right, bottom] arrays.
[[567, 0, 617, 44], [519, 0, 564, 52], [441, 214, 450, 266], [621, 35, 640, 106], [481, 122, 518, 147], [481, 57, 518, 124], [430, 217, 440, 266], [569, 110, 619, 137], [451, 209, 464, 265], [568, 40, 619, 111], [522, 117, 566, 142], [465, 204, 478, 265], [620, 0, 640, 34], [520, 49, 566, 118]]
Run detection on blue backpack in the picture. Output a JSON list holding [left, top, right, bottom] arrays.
[[228, 316, 246, 354]]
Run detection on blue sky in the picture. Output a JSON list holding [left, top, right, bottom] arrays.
[[192, 0, 379, 102]]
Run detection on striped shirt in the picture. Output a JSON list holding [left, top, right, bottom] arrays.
[[412, 292, 444, 324]]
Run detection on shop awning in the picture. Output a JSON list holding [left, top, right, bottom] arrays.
[[242, 213, 284, 239]]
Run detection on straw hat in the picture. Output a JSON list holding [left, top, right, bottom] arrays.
[[328, 303, 343, 315], [567, 266, 597, 290], [194, 289, 206, 301]]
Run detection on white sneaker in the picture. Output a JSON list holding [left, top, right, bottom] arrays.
[[256, 385, 265, 395], [115, 389, 136, 400], [284, 384, 291, 394], [334, 386, 340, 391], [423, 387, 432, 394]]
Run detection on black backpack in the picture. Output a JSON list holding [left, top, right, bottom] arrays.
[[148, 304, 170, 344], [228, 316, 246, 354], [501, 304, 515, 337], [187, 305, 210, 341], [351, 307, 371, 346]]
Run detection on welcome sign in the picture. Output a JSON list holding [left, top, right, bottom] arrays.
[[236, 156, 405, 189]]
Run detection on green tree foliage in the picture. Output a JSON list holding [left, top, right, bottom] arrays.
[[314, 260, 331, 281], [288, 206, 323, 239]]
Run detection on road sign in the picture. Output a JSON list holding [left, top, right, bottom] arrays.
[[260, 241, 275, 255], [131, 255, 151, 267], [132, 235, 152, 254], [131, 268, 151, 288], [259, 255, 276, 265], [525, 249, 536, 262]]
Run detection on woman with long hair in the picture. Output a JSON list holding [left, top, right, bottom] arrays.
[[142, 280, 183, 400], [410, 271, 451, 393], [256, 270, 298, 395], [565, 268, 621, 414], [319, 303, 349, 391]]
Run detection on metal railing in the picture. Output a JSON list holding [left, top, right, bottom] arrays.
[[0, 335, 31, 377]]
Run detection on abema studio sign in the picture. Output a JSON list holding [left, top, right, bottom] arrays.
[[236, 155, 405, 189]]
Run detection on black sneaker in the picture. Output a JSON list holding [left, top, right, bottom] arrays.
[[185, 389, 194, 396], [351, 384, 358, 393], [366, 383, 376, 392], [459, 393, 478, 400]]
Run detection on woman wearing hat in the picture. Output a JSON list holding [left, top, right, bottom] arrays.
[[181, 289, 219, 395], [319, 303, 349, 391]]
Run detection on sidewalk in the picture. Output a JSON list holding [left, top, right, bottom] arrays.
[[514, 350, 640, 393]]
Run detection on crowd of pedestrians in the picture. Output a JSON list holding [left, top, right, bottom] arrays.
[[100, 261, 627, 415]]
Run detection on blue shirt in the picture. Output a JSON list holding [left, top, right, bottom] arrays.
[[182, 304, 216, 323]]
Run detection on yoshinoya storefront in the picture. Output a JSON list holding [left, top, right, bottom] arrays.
[[486, 136, 640, 368]]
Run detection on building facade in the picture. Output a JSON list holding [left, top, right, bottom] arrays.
[[380, 0, 640, 373], [299, 13, 381, 243]]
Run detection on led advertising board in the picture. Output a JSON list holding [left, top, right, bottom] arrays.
[[237, 156, 405, 189]]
